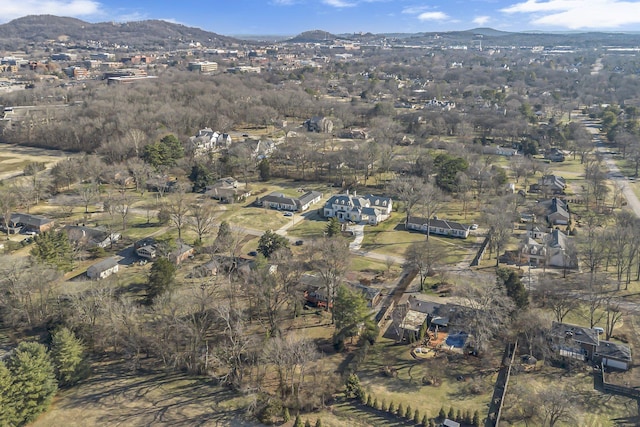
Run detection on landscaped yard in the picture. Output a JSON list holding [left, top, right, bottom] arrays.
[[357, 337, 498, 421]]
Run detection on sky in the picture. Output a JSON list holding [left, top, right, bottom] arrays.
[[2, 0, 640, 36]]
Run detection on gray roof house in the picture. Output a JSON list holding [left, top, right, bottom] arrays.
[[538, 197, 570, 225], [323, 191, 392, 225], [64, 225, 121, 248], [405, 216, 470, 239], [595, 340, 632, 371], [550, 322, 600, 361], [87, 257, 119, 280]]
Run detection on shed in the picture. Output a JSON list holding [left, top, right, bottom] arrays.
[[443, 419, 460, 427], [87, 258, 119, 280]]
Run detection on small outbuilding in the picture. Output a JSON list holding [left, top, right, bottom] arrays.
[[87, 258, 119, 280]]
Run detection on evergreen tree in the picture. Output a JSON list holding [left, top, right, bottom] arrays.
[[188, 163, 214, 192], [315, 418, 322, 427], [30, 231, 74, 271], [0, 361, 16, 426], [294, 414, 303, 427], [421, 414, 428, 427], [257, 229, 289, 258], [258, 158, 271, 181], [381, 399, 387, 412], [414, 409, 421, 424], [283, 407, 290, 423], [456, 409, 462, 422], [51, 327, 88, 387], [405, 404, 412, 419], [146, 257, 177, 303], [366, 394, 373, 406], [448, 407, 455, 420], [326, 217, 341, 237], [214, 220, 233, 252], [6, 342, 57, 425], [345, 373, 363, 399], [464, 410, 472, 424], [497, 267, 529, 309], [304, 419, 311, 427], [438, 407, 446, 419], [429, 420, 436, 427], [397, 403, 404, 417], [373, 397, 379, 410], [472, 410, 481, 427], [388, 402, 396, 415]]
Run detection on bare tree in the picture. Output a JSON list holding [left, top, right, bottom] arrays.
[[188, 201, 217, 244], [389, 176, 425, 224], [166, 186, 191, 241], [404, 240, 444, 291], [77, 182, 100, 214], [0, 188, 17, 237], [307, 237, 350, 322]]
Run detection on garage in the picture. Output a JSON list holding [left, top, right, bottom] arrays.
[[597, 340, 632, 371], [602, 357, 629, 371]]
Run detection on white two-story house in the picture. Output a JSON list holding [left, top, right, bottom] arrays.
[[323, 191, 392, 225]]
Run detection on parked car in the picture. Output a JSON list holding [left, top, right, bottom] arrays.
[[295, 240, 304, 246], [284, 212, 293, 217], [248, 251, 258, 257], [470, 224, 479, 230]]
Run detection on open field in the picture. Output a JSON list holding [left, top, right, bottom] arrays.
[[0, 142, 72, 180]]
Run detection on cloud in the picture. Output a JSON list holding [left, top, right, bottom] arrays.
[[501, 0, 640, 29], [417, 11, 449, 21], [401, 6, 432, 14], [473, 15, 491, 25], [322, 0, 356, 6], [0, 0, 101, 22]]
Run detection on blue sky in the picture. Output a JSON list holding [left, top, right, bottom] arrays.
[[2, 0, 640, 35]]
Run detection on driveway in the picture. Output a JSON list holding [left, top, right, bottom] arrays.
[[347, 224, 364, 251]]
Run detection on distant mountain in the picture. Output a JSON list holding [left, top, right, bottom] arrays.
[[286, 30, 338, 43], [0, 15, 243, 50]]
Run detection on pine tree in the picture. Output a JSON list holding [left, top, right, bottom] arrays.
[[373, 397, 379, 410], [304, 419, 312, 427], [381, 399, 387, 412], [6, 342, 57, 425], [146, 257, 177, 303], [366, 395, 373, 406], [438, 407, 446, 419], [448, 407, 455, 419], [397, 403, 403, 417], [414, 409, 421, 424], [283, 407, 290, 423], [405, 404, 412, 419], [421, 414, 429, 427], [294, 415, 303, 427], [0, 361, 16, 426], [51, 327, 88, 387], [464, 409, 472, 424], [388, 401, 396, 415], [429, 420, 436, 427], [472, 410, 481, 427], [360, 392, 368, 404], [456, 409, 462, 422], [315, 418, 322, 427], [326, 217, 341, 237]]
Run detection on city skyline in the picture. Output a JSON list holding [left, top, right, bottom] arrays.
[[2, 0, 640, 36]]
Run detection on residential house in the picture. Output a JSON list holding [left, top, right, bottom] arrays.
[[169, 242, 195, 266], [350, 282, 382, 308], [136, 245, 157, 260], [520, 236, 546, 266], [86, 257, 119, 280], [549, 322, 599, 361], [405, 216, 470, 239], [0, 213, 54, 234], [530, 175, 567, 195], [398, 295, 463, 342], [520, 229, 575, 268], [323, 191, 392, 225], [63, 225, 121, 248], [526, 224, 547, 240], [538, 197, 571, 226], [205, 177, 251, 203], [304, 116, 334, 133], [338, 128, 368, 139], [595, 340, 632, 370], [258, 192, 298, 211], [545, 148, 566, 162], [189, 127, 231, 155], [482, 146, 520, 157], [296, 191, 323, 211]]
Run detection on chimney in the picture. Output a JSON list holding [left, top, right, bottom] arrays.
[[353, 190, 357, 197]]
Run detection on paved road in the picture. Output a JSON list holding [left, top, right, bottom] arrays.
[[579, 114, 640, 217]]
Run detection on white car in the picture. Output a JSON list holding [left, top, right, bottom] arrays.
[[470, 224, 479, 230]]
